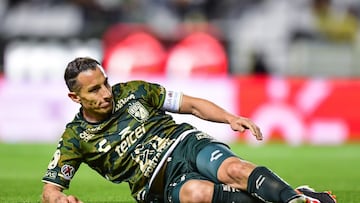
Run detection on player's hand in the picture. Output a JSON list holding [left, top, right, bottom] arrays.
[[66, 195, 83, 203], [229, 116, 263, 140], [42, 183, 83, 203]]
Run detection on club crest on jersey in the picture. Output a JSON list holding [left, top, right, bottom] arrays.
[[61, 164, 75, 180], [128, 101, 149, 123]]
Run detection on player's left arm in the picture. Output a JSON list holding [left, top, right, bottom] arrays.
[[179, 94, 263, 140]]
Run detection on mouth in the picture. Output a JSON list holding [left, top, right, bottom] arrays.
[[100, 101, 112, 108]]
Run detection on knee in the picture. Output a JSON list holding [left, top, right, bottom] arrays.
[[227, 161, 249, 177], [228, 159, 254, 177], [180, 180, 213, 203], [218, 158, 257, 187]]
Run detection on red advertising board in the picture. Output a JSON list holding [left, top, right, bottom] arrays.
[[235, 75, 360, 144], [1, 75, 359, 144]]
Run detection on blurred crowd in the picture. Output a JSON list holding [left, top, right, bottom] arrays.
[[0, 0, 360, 79]]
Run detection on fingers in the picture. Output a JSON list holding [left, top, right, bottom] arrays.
[[67, 195, 83, 203], [236, 117, 263, 140], [244, 124, 262, 140], [251, 125, 263, 140]]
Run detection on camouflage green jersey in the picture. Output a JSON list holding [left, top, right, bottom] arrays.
[[42, 80, 195, 202]]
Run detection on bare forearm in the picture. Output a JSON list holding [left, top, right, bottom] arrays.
[[194, 100, 234, 123], [179, 94, 263, 140], [179, 95, 235, 123]]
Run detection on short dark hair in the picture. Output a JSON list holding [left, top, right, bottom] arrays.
[[64, 57, 101, 92]]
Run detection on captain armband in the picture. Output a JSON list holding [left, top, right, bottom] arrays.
[[161, 90, 183, 112]]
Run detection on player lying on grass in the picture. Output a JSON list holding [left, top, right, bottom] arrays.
[[41, 57, 336, 203]]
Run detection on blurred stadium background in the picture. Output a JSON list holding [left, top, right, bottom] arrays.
[[1, 1, 360, 202], [0, 0, 360, 144]]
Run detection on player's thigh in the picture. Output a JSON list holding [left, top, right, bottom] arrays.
[[167, 172, 213, 203], [195, 143, 238, 181], [196, 143, 256, 188]]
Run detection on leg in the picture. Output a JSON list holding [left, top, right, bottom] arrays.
[[164, 135, 263, 203], [218, 158, 300, 202], [173, 178, 263, 203], [179, 180, 213, 203], [196, 143, 301, 202], [166, 135, 335, 203], [217, 157, 256, 190]]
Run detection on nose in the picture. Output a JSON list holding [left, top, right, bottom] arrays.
[[100, 85, 112, 99]]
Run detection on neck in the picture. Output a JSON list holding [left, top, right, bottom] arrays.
[[82, 109, 109, 123]]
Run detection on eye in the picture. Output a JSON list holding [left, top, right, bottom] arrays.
[[89, 86, 100, 93]]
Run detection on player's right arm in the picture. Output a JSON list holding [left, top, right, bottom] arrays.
[[42, 130, 83, 203], [42, 183, 83, 203]]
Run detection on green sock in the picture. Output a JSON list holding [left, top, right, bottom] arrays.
[[247, 166, 300, 202], [212, 184, 263, 203]]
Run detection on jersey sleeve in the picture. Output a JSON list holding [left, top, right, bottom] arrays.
[[42, 130, 83, 189], [138, 81, 182, 112], [161, 90, 183, 112]]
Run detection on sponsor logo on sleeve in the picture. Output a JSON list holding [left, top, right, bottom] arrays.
[[44, 170, 58, 180], [60, 164, 75, 180]]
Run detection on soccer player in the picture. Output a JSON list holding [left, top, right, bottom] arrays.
[[41, 57, 336, 203]]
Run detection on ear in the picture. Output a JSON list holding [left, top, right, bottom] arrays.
[[68, 92, 81, 104]]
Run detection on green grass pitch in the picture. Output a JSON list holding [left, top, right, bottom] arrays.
[[0, 142, 359, 203]]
